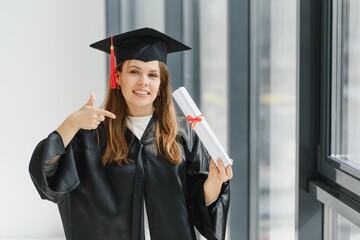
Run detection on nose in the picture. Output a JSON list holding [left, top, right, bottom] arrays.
[[138, 74, 149, 86]]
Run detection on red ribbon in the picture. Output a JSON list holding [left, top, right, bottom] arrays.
[[186, 114, 203, 129]]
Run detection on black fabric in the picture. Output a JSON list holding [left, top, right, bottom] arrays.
[[29, 115, 230, 240]]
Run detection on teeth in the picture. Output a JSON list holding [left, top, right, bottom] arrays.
[[134, 90, 149, 95]]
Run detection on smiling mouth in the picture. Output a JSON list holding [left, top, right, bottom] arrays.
[[133, 90, 150, 95]]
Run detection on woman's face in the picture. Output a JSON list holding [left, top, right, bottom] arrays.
[[117, 60, 161, 117]]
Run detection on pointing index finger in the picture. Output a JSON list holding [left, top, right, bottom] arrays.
[[95, 109, 116, 119]]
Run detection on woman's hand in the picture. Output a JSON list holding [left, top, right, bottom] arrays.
[[203, 158, 233, 205], [60, 92, 116, 144], [71, 92, 116, 131], [46, 93, 116, 166], [208, 158, 233, 185]]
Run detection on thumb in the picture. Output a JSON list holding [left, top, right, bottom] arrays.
[[86, 92, 96, 106]]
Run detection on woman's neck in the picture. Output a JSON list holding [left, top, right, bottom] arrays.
[[127, 107, 154, 117]]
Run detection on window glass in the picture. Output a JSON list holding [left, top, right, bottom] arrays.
[[331, 0, 360, 168], [325, 206, 360, 240], [199, 0, 229, 239], [135, 0, 164, 30], [250, 0, 297, 239], [199, 0, 228, 151]]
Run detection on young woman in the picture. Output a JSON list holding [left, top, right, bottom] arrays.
[[29, 28, 232, 240]]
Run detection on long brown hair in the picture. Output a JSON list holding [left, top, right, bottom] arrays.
[[101, 60, 181, 165]]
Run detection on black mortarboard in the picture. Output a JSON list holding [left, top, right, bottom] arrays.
[[90, 27, 191, 64], [90, 27, 191, 89]]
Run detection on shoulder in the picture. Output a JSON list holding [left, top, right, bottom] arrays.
[[176, 113, 196, 150], [176, 113, 192, 137]]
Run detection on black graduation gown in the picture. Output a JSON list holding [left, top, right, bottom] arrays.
[[29, 114, 230, 240]]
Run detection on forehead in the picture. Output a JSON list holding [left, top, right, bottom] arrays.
[[126, 59, 160, 71]]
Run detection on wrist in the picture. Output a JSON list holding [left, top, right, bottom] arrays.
[[66, 112, 81, 131], [204, 178, 222, 205], [204, 177, 223, 193], [205, 175, 223, 188]]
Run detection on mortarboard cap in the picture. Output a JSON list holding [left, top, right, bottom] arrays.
[[90, 27, 191, 64], [90, 27, 191, 89]]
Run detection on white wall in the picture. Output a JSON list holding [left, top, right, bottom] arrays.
[[0, 1, 106, 239]]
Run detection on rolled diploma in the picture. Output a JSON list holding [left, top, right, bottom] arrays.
[[172, 87, 232, 167]]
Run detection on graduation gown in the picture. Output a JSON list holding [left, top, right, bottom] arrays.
[[29, 114, 230, 240]]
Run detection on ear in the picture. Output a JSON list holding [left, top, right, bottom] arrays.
[[116, 72, 121, 86]]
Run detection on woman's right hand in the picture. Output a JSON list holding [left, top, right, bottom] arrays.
[[71, 92, 116, 130], [56, 92, 116, 149], [46, 92, 116, 166]]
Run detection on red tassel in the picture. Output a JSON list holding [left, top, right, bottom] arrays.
[[109, 37, 117, 89]]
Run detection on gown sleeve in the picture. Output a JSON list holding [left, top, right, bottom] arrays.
[[29, 131, 80, 204], [180, 117, 231, 240]]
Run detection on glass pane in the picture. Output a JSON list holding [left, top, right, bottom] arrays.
[[325, 206, 360, 240], [136, 0, 164, 30], [331, 0, 360, 168], [199, 0, 229, 239], [250, 0, 297, 239], [337, 214, 360, 240], [199, 0, 228, 151]]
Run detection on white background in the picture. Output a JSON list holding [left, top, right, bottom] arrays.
[[0, 0, 106, 239]]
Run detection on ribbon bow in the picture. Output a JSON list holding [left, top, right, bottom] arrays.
[[186, 114, 203, 129]]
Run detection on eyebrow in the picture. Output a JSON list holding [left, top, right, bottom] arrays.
[[128, 65, 141, 70], [128, 65, 159, 72]]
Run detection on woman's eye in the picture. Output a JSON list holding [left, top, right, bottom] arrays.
[[149, 74, 158, 78], [130, 70, 139, 75]]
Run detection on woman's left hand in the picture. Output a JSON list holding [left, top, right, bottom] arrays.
[[208, 158, 233, 185], [203, 158, 233, 205]]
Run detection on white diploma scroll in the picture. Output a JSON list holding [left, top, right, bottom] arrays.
[[172, 87, 232, 167]]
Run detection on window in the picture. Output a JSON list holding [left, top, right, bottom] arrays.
[[199, 0, 228, 150], [318, 0, 360, 237], [331, 0, 360, 169], [198, 0, 229, 238], [324, 206, 360, 240], [250, 0, 297, 239], [321, 0, 360, 191]]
